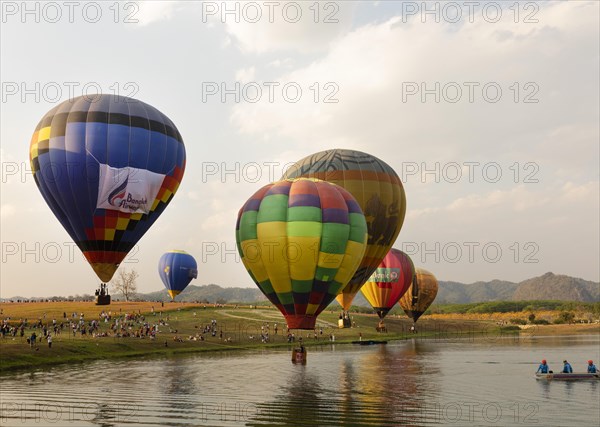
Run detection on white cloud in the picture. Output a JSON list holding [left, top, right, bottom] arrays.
[[187, 191, 200, 201], [235, 66, 256, 84], [561, 181, 600, 202], [267, 58, 294, 69], [134, 1, 182, 26], [229, 1, 599, 166], [399, 181, 599, 282], [408, 182, 599, 221], [221, 36, 232, 49], [223, 1, 357, 53]]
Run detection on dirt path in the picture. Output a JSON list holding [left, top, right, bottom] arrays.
[[220, 310, 339, 327]]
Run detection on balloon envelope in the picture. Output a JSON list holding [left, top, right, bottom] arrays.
[[29, 95, 186, 282], [361, 249, 415, 319], [283, 149, 406, 310], [236, 178, 368, 329], [158, 250, 198, 299], [399, 268, 438, 322]]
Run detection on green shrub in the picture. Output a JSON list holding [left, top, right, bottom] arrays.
[[556, 311, 575, 323], [430, 301, 599, 315]]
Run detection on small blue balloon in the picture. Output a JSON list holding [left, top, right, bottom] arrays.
[[158, 250, 198, 299]]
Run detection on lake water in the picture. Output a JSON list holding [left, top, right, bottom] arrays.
[[1, 335, 598, 426]]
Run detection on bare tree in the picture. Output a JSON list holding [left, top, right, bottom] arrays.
[[111, 269, 139, 301]]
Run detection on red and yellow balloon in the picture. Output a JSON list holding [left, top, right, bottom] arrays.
[[361, 249, 415, 319]]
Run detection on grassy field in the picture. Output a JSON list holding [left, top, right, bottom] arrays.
[[1, 301, 596, 372]]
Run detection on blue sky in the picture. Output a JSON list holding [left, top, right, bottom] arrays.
[[1, 1, 598, 297]]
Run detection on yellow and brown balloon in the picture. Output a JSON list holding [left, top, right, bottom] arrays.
[[283, 149, 406, 310], [399, 268, 438, 322]]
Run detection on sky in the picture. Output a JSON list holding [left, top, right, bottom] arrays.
[[1, 0, 598, 297]]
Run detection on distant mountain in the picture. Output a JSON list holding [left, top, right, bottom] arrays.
[[132, 284, 267, 304], [436, 280, 519, 304], [435, 272, 599, 304], [3, 273, 598, 304], [131, 273, 597, 305], [512, 272, 599, 302]]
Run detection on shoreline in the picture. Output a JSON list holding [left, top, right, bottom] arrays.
[[1, 301, 597, 373]]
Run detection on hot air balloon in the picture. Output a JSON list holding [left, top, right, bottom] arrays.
[[236, 178, 368, 329], [282, 149, 406, 314], [158, 250, 198, 299], [361, 249, 414, 329], [399, 268, 438, 323], [29, 94, 186, 285]]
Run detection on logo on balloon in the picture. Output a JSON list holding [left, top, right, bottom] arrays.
[[108, 176, 129, 207], [105, 173, 148, 212], [96, 164, 165, 214], [369, 268, 401, 284]]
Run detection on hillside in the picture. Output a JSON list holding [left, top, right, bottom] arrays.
[[3, 273, 598, 305], [137, 272, 597, 305], [512, 272, 599, 301], [436, 280, 519, 304], [435, 272, 598, 304], [136, 284, 267, 303]]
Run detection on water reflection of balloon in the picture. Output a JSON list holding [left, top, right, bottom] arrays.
[[163, 359, 197, 412], [236, 178, 368, 329], [338, 358, 361, 419], [29, 95, 186, 283], [399, 268, 439, 323], [282, 149, 406, 311], [249, 367, 323, 426], [355, 343, 441, 424], [158, 250, 198, 299], [361, 249, 415, 320]]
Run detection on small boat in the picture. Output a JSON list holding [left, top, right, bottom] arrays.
[[535, 372, 600, 381], [292, 348, 307, 364], [352, 340, 388, 345]]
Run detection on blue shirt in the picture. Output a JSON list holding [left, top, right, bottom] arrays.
[[537, 364, 549, 373], [562, 363, 573, 373], [588, 364, 597, 373]]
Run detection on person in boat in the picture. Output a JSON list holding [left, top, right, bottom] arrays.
[[562, 360, 573, 373], [297, 337, 304, 353], [587, 360, 597, 373], [536, 359, 549, 373]]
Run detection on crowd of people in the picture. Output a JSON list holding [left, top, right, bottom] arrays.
[[0, 309, 175, 349]]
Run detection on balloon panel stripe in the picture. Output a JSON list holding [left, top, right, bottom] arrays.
[[34, 111, 184, 144]]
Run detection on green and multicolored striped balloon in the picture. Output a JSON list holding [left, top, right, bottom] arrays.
[[236, 178, 368, 329]]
